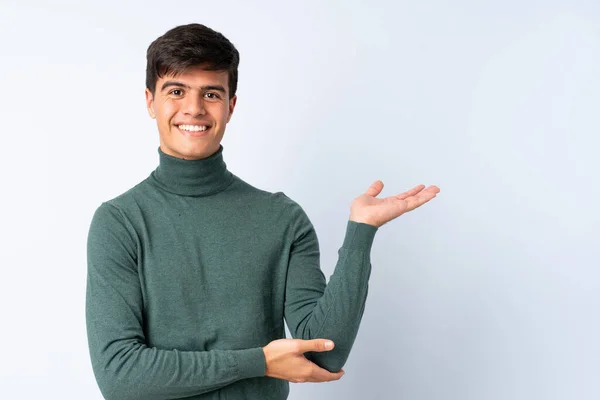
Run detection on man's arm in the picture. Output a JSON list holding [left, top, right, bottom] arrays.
[[282, 195, 378, 373], [85, 203, 266, 400], [282, 182, 439, 373]]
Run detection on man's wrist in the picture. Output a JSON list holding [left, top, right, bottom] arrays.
[[262, 346, 270, 377], [349, 216, 379, 228]]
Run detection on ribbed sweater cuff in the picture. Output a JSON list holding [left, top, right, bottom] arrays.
[[234, 347, 267, 379], [341, 220, 378, 252]]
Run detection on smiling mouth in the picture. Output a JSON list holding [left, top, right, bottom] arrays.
[[177, 124, 210, 132], [175, 124, 212, 137]]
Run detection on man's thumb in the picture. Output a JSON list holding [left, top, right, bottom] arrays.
[[300, 339, 335, 353]]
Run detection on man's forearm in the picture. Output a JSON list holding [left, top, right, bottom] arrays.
[[87, 339, 266, 400], [285, 220, 378, 372]]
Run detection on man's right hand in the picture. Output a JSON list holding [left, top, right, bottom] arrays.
[[262, 338, 344, 383]]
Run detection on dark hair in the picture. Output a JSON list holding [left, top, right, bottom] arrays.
[[146, 23, 240, 98]]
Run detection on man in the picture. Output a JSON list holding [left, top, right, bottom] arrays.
[[85, 23, 440, 400]]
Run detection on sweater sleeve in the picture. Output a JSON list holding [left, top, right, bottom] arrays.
[[85, 202, 266, 400], [282, 197, 378, 373]]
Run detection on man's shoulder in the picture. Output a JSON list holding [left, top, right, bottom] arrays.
[[95, 176, 152, 214], [230, 174, 302, 210]]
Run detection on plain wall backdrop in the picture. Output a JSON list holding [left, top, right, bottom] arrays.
[[1, 0, 598, 399]]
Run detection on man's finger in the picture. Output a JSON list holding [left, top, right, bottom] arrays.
[[297, 339, 335, 353], [395, 184, 426, 200], [365, 180, 384, 197], [405, 189, 439, 211], [308, 364, 345, 382]]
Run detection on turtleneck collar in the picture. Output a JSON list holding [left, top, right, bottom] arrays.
[[149, 144, 234, 197]]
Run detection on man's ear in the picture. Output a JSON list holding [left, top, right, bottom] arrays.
[[145, 88, 156, 119], [226, 95, 237, 123]]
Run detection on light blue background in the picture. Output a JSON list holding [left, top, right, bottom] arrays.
[[1, 0, 598, 399]]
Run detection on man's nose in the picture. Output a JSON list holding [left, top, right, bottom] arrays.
[[182, 95, 206, 116]]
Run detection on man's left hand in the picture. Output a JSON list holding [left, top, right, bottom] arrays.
[[349, 181, 440, 228]]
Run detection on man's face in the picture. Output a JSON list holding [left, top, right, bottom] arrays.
[[145, 65, 237, 160]]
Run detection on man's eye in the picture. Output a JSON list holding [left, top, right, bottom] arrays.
[[170, 89, 183, 96], [205, 92, 220, 99]]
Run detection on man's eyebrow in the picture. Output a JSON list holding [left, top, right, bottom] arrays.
[[199, 85, 227, 93], [160, 81, 227, 93], [160, 81, 189, 92]]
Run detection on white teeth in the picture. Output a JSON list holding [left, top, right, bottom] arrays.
[[178, 125, 208, 132]]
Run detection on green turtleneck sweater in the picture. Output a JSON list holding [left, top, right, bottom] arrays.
[[85, 145, 378, 400]]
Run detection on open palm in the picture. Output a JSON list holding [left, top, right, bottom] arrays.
[[349, 181, 440, 228]]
